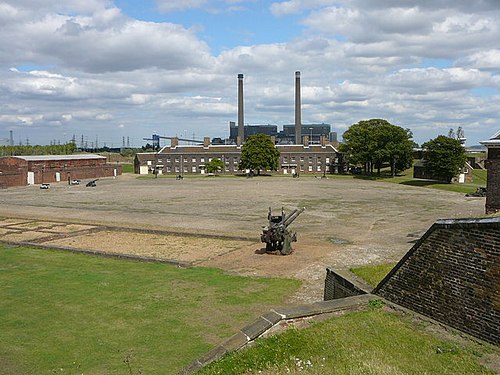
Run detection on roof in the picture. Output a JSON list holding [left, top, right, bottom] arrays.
[[9, 154, 106, 161], [155, 143, 339, 154], [479, 131, 500, 148]]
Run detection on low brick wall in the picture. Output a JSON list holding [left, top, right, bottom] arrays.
[[375, 218, 500, 345], [324, 268, 369, 300]]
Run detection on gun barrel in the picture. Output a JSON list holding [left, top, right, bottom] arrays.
[[283, 207, 305, 227]]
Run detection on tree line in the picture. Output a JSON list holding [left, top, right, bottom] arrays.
[[0, 143, 78, 157]]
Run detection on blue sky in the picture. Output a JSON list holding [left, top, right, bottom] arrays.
[[0, 0, 498, 147]]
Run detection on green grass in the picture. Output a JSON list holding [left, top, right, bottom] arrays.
[[121, 163, 134, 173], [0, 245, 301, 374], [199, 308, 498, 375], [350, 165, 487, 194], [350, 263, 397, 287]]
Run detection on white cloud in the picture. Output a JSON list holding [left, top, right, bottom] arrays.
[[0, 0, 498, 146]]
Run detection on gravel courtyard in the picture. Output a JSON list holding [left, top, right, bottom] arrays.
[[0, 174, 485, 302]]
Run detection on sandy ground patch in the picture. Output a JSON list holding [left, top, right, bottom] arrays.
[[46, 230, 255, 263]]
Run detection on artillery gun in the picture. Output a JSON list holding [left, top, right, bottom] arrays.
[[261, 207, 305, 255]]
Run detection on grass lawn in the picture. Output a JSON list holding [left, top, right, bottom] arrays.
[[350, 263, 396, 288], [352, 165, 487, 194], [0, 245, 300, 374], [199, 307, 498, 375], [121, 163, 134, 173]]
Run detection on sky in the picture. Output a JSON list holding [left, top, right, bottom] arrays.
[[0, 0, 499, 148]]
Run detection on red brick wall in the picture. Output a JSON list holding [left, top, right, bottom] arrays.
[[485, 148, 500, 214], [375, 218, 500, 345], [0, 157, 122, 187]]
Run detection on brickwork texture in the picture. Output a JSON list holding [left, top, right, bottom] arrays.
[[324, 269, 368, 300], [375, 218, 500, 345]]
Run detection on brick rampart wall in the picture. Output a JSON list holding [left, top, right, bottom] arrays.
[[35, 165, 121, 184], [324, 269, 368, 300], [0, 171, 27, 188], [375, 218, 500, 345], [485, 149, 500, 213]]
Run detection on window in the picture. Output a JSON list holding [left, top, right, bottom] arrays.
[[166, 158, 171, 163], [175, 166, 179, 173], [300, 165, 304, 172], [192, 157, 197, 163], [283, 156, 288, 163], [183, 158, 188, 163], [308, 166, 313, 172], [192, 166, 197, 173], [326, 157, 330, 164], [201, 157, 205, 163], [291, 156, 296, 162], [309, 156, 313, 163], [183, 167, 188, 173], [166, 166, 171, 172], [174, 157, 179, 163], [300, 156, 304, 162], [158, 159, 162, 163], [147, 161, 152, 166], [317, 166, 322, 172]]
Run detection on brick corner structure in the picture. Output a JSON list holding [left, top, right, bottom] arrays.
[[480, 132, 500, 214], [373, 217, 500, 345], [0, 154, 122, 188]]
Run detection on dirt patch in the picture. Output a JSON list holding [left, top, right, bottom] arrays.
[[45, 230, 255, 263]]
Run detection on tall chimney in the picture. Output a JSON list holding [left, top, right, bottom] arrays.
[[295, 71, 302, 145], [237, 73, 244, 146]]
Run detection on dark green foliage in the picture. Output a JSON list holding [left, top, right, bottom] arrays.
[[0, 142, 77, 156], [239, 134, 280, 174], [422, 135, 467, 183], [206, 158, 224, 174], [341, 119, 414, 176]]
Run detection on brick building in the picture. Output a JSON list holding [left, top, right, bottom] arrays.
[[134, 136, 344, 176], [0, 154, 121, 188], [480, 132, 500, 214]]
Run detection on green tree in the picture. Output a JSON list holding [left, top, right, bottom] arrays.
[[206, 158, 224, 174], [239, 134, 280, 175], [341, 119, 414, 176], [422, 135, 467, 183]]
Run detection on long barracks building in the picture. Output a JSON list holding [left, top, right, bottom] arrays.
[[134, 136, 344, 176]]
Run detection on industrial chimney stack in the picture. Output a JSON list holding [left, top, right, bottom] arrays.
[[237, 73, 244, 145], [295, 71, 302, 145]]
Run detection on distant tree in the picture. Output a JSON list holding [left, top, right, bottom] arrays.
[[341, 119, 414, 176], [422, 135, 467, 183], [239, 134, 280, 175], [206, 158, 224, 174]]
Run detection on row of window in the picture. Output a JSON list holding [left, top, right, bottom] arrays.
[[161, 165, 241, 173]]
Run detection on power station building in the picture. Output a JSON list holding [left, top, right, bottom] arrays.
[[135, 71, 345, 176]]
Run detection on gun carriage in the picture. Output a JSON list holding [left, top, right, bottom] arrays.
[[261, 207, 305, 255]]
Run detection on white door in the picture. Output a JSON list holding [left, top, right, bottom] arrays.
[[27, 171, 35, 185], [459, 173, 465, 183], [55, 172, 61, 182]]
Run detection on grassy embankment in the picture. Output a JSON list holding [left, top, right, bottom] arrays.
[[0, 245, 300, 374], [199, 306, 497, 375], [199, 263, 497, 374]]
